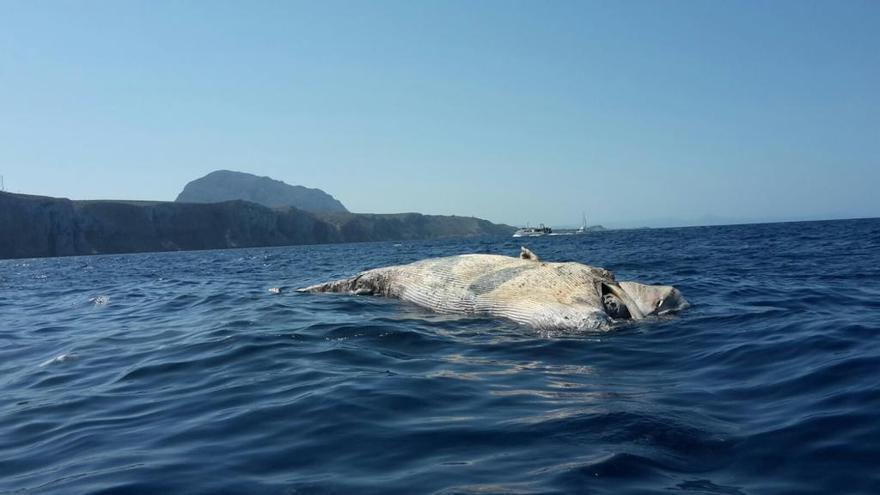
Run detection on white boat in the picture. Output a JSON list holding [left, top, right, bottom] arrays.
[[575, 212, 587, 234], [512, 223, 552, 237]]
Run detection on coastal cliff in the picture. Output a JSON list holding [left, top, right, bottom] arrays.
[[0, 192, 513, 259], [315, 212, 512, 242]]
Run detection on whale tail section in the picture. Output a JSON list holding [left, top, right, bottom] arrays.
[[297, 276, 362, 294], [298, 268, 391, 296]]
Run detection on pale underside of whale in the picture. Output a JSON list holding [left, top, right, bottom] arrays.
[[298, 249, 689, 332]]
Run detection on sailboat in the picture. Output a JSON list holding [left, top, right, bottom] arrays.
[[575, 212, 588, 234]]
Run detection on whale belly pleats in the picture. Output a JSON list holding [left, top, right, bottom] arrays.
[[389, 257, 611, 330], [298, 253, 685, 331]]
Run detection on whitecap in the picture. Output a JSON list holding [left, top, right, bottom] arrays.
[[89, 295, 110, 305], [40, 353, 75, 367]]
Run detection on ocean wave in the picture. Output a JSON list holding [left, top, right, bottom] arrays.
[[1, 219, 878, 494]]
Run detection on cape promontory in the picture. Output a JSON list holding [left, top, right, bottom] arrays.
[[176, 170, 348, 213], [0, 191, 514, 259]]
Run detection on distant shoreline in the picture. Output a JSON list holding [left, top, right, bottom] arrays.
[[0, 191, 514, 260]]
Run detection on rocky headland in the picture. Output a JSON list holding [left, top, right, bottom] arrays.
[[0, 189, 513, 259], [176, 170, 348, 213]]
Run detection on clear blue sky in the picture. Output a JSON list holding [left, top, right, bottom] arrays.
[[1, 1, 877, 227]]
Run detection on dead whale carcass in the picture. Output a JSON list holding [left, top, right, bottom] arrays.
[[298, 248, 688, 331]]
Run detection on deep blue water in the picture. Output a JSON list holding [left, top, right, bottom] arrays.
[[1, 219, 879, 494]]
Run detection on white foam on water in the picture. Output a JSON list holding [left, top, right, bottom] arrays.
[[89, 295, 110, 305], [40, 353, 75, 367]]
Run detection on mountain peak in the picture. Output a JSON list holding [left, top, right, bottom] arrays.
[[175, 170, 348, 213]]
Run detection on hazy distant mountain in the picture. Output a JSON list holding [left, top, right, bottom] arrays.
[[176, 170, 348, 213]]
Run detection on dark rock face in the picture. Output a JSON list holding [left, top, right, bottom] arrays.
[[315, 212, 514, 241], [73, 200, 340, 254], [0, 193, 84, 258], [0, 192, 515, 259], [176, 170, 348, 213]]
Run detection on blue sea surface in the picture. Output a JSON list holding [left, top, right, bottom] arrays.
[[1, 219, 879, 494]]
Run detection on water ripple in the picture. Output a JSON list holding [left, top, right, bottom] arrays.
[[1, 219, 878, 494]]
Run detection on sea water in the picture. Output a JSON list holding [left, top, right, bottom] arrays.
[[1, 219, 878, 494]]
